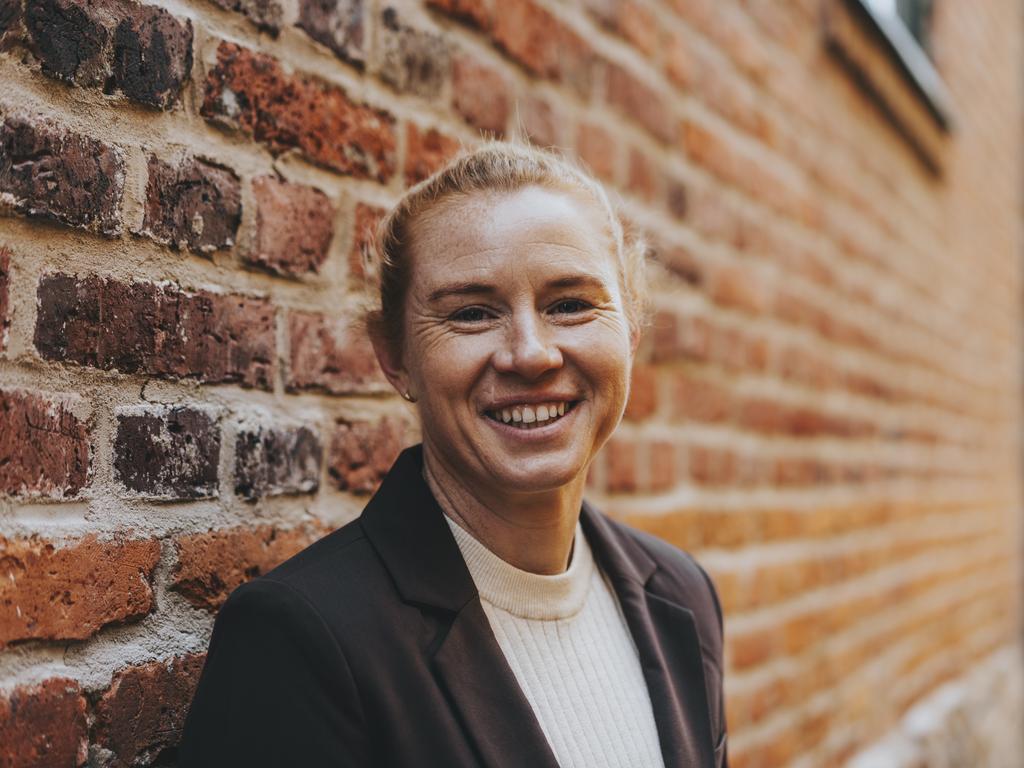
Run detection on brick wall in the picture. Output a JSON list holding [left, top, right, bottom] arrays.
[[0, 0, 1020, 766]]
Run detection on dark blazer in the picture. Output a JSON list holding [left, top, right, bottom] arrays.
[[179, 445, 728, 768]]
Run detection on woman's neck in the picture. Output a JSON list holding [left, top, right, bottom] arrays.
[[422, 447, 583, 575]]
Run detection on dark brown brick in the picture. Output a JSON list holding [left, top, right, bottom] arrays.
[[114, 405, 220, 499], [212, 0, 283, 35], [93, 654, 205, 768], [171, 525, 321, 611], [0, 534, 160, 647], [35, 273, 276, 390], [405, 122, 461, 185], [249, 175, 334, 277], [0, 678, 87, 768], [23, 0, 192, 109], [234, 422, 321, 500], [0, 244, 10, 351], [328, 416, 408, 494], [0, 116, 124, 237], [111, 3, 193, 109], [377, 7, 449, 98], [452, 53, 510, 135], [296, 0, 363, 66], [0, 389, 89, 498], [426, 0, 489, 29], [202, 41, 396, 182], [286, 310, 386, 394], [140, 155, 241, 254]]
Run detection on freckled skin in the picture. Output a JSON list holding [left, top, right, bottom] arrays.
[[373, 185, 636, 573]]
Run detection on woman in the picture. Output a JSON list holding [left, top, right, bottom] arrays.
[[179, 142, 728, 768]]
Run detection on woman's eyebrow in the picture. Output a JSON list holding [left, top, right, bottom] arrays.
[[427, 274, 609, 303]]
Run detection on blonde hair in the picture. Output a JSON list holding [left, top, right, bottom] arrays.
[[365, 140, 649, 354]]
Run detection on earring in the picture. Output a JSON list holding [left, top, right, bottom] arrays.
[[402, 390, 415, 402]]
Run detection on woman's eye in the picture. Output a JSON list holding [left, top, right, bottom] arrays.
[[451, 307, 490, 322], [551, 299, 590, 314]]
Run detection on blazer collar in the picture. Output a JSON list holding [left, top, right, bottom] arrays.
[[360, 445, 714, 768]]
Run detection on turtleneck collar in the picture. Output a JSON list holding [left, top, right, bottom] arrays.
[[442, 514, 595, 620]]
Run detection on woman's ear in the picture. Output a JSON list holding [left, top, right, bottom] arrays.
[[368, 328, 412, 401]]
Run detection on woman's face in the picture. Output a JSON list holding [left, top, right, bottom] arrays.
[[387, 185, 635, 500]]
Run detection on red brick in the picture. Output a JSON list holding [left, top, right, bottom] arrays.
[[605, 62, 675, 144], [249, 175, 335, 277], [426, 0, 490, 29], [328, 416, 409, 494], [0, 389, 89, 498], [0, 115, 124, 237], [349, 201, 386, 284], [616, 1, 661, 57], [491, 0, 592, 97], [0, 678, 87, 768], [665, 27, 696, 89], [22, 0, 193, 109], [234, 422, 322, 500], [627, 147, 660, 202], [730, 626, 777, 670], [377, 8, 449, 98], [709, 262, 773, 314], [517, 94, 561, 147], [113, 405, 220, 499], [674, 375, 733, 423], [34, 273, 276, 390], [605, 438, 637, 493], [140, 154, 241, 255], [576, 121, 617, 182], [0, 534, 160, 647], [624, 364, 656, 420], [0, 245, 8, 351], [688, 445, 736, 486], [286, 310, 387, 394], [680, 117, 738, 183], [296, 0, 361, 65], [452, 54, 511, 136], [649, 440, 675, 491], [405, 122, 462, 186], [202, 41, 396, 182], [93, 654, 205, 767], [171, 525, 321, 611]]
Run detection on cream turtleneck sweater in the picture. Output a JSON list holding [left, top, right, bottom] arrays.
[[442, 514, 666, 768]]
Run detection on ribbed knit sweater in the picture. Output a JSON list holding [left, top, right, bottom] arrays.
[[443, 514, 666, 768]]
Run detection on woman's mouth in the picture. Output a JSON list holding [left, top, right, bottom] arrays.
[[484, 401, 578, 429]]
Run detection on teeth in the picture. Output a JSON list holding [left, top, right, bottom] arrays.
[[537, 405, 549, 421], [557, 402, 565, 416], [487, 401, 574, 428], [502, 408, 512, 423], [522, 406, 536, 423], [512, 407, 522, 422]]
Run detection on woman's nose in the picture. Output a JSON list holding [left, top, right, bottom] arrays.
[[493, 312, 563, 379]]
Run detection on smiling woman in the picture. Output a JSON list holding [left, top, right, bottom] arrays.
[[178, 142, 728, 768]]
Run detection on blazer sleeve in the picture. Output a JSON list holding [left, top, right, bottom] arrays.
[[696, 560, 729, 768], [178, 577, 370, 767]]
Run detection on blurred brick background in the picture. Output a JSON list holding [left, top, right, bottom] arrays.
[[0, 0, 1021, 766]]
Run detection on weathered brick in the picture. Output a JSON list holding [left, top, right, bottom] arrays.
[[491, 0, 592, 97], [249, 175, 334, 277], [93, 654, 205, 768], [649, 440, 675, 491], [171, 525, 320, 610], [22, 0, 192, 109], [113, 405, 220, 499], [349, 201, 385, 283], [35, 273, 276, 390], [605, 438, 637, 493], [605, 62, 675, 144], [576, 121, 616, 181], [0, 534, 160, 647], [286, 310, 386, 394], [665, 27, 696, 89], [688, 445, 736, 486], [0, 678, 87, 768], [709, 262, 772, 314], [452, 53, 510, 135], [674, 374, 733, 423], [140, 155, 241, 254], [405, 122, 461, 185], [623, 364, 656, 420], [583, 0, 660, 57], [214, 0, 282, 35], [296, 0, 363, 67], [517, 94, 560, 147], [426, 0, 489, 29], [627, 147, 659, 202], [0, 389, 89, 498], [202, 41, 396, 182], [234, 422, 321, 500], [328, 416, 408, 494], [0, 115, 125, 237], [0, 244, 10, 351], [377, 7, 449, 98]]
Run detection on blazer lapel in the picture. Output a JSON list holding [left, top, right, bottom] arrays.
[[361, 446, 559, 768], [581, 502, 716, 768]]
